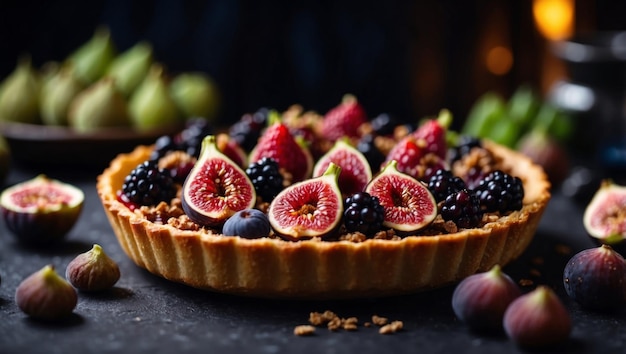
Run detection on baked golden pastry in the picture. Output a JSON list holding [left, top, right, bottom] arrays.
[[96, 138, 551, 299]]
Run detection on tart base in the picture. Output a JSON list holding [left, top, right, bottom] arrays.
[[97, 141, 550, 299]]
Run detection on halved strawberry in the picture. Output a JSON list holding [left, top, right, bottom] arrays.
[[249, 113, 314, 184], [411, 109, 452, 160], [321, 94, 367, 141]]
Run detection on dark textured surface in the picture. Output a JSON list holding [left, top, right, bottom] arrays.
[[0, 164, 625, 354]]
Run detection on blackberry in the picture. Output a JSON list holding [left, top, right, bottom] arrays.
[[245, 157, 284, 202], [472, 170, 524, 213], [229, 108, 270, 152], [370, 113, 398, 136], [343, 192, 385, 236], [427, 169, 467, 203], [150, 134, 181, 160], [449, 136, 482, 163], [122, 160, 177, 206], [357, 134, 386, 171], [440, 189, 483, 229], [177, 118, 215, 158]]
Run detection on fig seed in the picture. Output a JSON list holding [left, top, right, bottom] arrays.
[[15, 265, 78, 321], [66, 244, 121, 292]]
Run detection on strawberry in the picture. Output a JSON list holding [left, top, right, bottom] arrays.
[[321, 94, 367, 141], [411, 109, 453, 160], [249, 112, 313, 184], [382, 135, 425, 179]]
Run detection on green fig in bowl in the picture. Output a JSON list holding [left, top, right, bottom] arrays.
[[0, 175, 84, 246]]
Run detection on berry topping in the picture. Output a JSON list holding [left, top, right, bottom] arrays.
[[246, 157, 284, 202], [441, 189, 483, 229], [121, 160, 177, 207], [473, 170, 524, 213], [449, 136, 482, 163], [343, 192, 385, 237], [357, 134, 386, 173], [427, 169, 468, 203], [411, 109, 452, 159], [177, 117, 215, 158], [370, 113, 398, 136], [321, 94, 367, 141], [229, 108, 270, 152]]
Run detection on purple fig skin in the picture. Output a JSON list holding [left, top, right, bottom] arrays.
[[503, 286, 572, 349], [66, 244, 121, 292], [563, 244, 626, 311], [222, 209, 271, 239], [451, 264, 522, 333], [15, 265, 78, 321]]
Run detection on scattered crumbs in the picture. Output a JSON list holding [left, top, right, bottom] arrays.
[[519, 278, 534, 287], [371, 315, 388, 326], [296, 311, 403, 336], [529, 268, 542, 278], [379, 321, 404, 335], [294, 325, 316, 336], [555, 244, 572, 256]]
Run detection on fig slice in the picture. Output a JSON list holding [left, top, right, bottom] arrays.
[[583, 179, 626, 250], [268, 163, 343, 240], [365, 160, 437, 233], [181, 135, 256, 227], [312, 138, 372, 198], [0, 174, 84, 246]]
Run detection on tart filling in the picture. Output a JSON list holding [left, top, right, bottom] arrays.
[[96, 140, 550, 299]]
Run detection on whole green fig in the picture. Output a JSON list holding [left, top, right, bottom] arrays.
[[170, 72, 220, 122], [40, 64, 84, 126], [106, 41, 153, 97], [68, 77, 130, 132], [129, 64, 181, 131], [0, 56, 41, 124], [67, 26, 116, 85]]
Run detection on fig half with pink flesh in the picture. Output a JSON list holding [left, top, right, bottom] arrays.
[[365, 160, 437, 233], [583, 179, 626, 254], [313, 138, 372, 198], [0, 174, 84, 246], [182, 135, 256, 227], [268, 162, 343, 240]]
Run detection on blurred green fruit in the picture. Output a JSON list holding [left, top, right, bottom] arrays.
[[107, 41, 153, 97], [68, 77, 131, 132], [40, 64, 84, 126], [170, 72, 220, 122], [67, 26, 116, 85], [129, 64, 181, 131], [0, 56, 41, 124]]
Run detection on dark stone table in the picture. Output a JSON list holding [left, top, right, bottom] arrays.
[[1, 162, 624, 354]]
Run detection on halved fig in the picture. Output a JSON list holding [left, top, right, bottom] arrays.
[[312, 138, 372, 198], [583, 179, 626, 254], [365, 160, 437, 233], [0, 175, 84, 246], [182, 135, 256, 227], [268, 163, 343, 240]]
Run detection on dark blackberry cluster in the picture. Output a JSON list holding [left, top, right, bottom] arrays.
[[440, 189, 483, 229], [370, 113, 398, 136], [448, 136, 482, 163], [427, 169, 468, 203], [343, 192, 386, 237], [229, 108, 270, 152], [356, 134, 386, 171], [472, 170, 524, 213], [150, 118, 214, 160], [245, 157, 284, 202], [122, 160, 177, 206]]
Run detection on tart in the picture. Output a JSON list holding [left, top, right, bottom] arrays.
[[96, 124, 551, 299]]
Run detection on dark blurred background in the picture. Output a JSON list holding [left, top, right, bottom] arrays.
[[1, 0, 626, 129]]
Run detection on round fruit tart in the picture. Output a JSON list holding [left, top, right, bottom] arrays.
[[96, 98, 551, 299]]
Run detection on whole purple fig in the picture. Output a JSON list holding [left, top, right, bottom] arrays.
[[15, 265, 78, 321], [451, 264, 521, 333], [563, 244, 626, 311], [503, 286, 571, 349], [222, 209, 270, 239]]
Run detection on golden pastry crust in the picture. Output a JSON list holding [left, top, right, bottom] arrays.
[[96, 140, 551, 299]]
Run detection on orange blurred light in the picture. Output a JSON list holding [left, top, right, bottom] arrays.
[[486, 46, 513, 75], [533, 0, 574, 41]]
